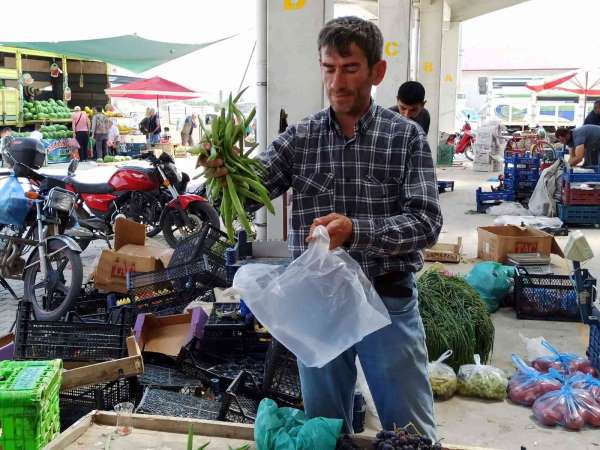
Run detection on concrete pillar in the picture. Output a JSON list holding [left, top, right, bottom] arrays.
[[438, 20, 461, 133], [265, 0, 334, 241], [417, 0, 444, 151], [375, 0, 411, 107]]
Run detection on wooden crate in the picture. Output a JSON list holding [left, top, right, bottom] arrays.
[[45, 410, 498, 450], [61, 336, 143, 390], [424, 237, 462, 263]]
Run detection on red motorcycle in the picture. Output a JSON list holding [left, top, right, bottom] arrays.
[[64, 153, 220, 248], [447, 121, 475, 161]]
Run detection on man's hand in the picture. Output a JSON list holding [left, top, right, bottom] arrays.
[[307, 213, 353, 250]]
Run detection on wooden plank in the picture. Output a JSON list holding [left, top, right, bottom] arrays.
[[94, 412, 255, 441], [61, 336, 143, 390], [43, 412, 94, 449]]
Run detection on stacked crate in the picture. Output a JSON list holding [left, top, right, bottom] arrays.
[[475, 155, 540, 213], [503, 155, 540, 199], [559, 170, 600, 225]]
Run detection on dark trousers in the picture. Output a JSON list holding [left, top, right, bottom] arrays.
[[75, 131, 89, 161], [94, 134, 108, 160]]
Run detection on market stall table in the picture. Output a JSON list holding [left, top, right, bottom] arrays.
[[45, 411, 500, 450]]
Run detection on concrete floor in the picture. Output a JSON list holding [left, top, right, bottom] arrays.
[[431, 162, 599, 450], [2, 157, 600, 449]]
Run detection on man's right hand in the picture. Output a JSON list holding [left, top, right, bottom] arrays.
[[197, 155, 228, 178]]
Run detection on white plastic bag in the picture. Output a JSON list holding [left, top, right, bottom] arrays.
[[428, 350, 457, 400], [457, 354, 508, 400], [519, 333, 553, 363], [486, 202, 530, 216], [232, 225, 391, 368]]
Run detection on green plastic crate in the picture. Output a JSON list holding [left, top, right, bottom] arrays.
[[437, 143, 454, 166], [0, 360, 62, 450]]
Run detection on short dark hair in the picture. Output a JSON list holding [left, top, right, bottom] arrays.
[[318, 16, 383, 67], [555, 127, 571, 139], [397, 81, 426, 104], [594, 100, 600, 108]]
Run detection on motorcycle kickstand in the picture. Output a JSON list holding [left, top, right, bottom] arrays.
[[0, 275, 19, 301]]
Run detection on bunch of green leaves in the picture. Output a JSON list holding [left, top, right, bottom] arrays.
[[196, 88, 273, 241]]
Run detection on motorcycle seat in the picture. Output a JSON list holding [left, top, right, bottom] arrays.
[[69, 179, 114, 194], [119, 166, 156, 175]]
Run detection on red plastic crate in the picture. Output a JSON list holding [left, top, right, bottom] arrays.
[[562, 182, 600, 205]]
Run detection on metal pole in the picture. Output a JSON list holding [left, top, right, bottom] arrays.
[[254, 0, 267, 241], [584, 71, 589, 123], [238, 41, 257, 94]]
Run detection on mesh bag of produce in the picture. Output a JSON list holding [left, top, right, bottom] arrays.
[[427, 350, 457, 400], [569, 373, 600, 403], [457, 354, 508, 400], [532, 384, 600, 430], [508, 355, 562, 406], [531, 340, 597, 376]]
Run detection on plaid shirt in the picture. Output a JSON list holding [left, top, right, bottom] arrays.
[[258, 101, 443, 279]]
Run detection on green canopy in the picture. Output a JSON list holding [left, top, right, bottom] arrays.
[[0, 34, 236, 73]]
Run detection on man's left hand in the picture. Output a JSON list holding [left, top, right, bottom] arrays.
[[307, 213, 353, 250]]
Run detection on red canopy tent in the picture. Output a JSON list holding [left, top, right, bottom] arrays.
[[526, 69, 600, 114], [105, 76, 200, 108]]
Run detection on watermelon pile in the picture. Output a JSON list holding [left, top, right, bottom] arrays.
[[40, 124, 73, 140], [23, 99, 72, 121]]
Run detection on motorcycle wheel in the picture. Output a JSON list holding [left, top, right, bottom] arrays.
[[465, 145, 475, 161], [119, 192, 163, 237], [23, 239, 83, 321], [161, 201, 220, 249]]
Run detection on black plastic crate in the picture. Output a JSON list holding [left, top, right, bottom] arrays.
[[206, 303, 247, 330], [222, 371, 263, 424], [14, 301, 131, 362], [262, 340, 302, 406], [135, 387, 222, 420], [127, 263, 216, 316], [179, 347, 265, 393], [195, 224, 233, 288], [140, 363, 205, 391], [73, 288, 109, 319], [167, 228, 209, 268], [514, 267, 588, 322], [60, 377, 140, 431]]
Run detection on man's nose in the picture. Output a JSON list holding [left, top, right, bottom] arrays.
[[330, 70, 346, 89]]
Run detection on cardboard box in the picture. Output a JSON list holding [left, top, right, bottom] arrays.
[[134, 308, 208, 358], [477, 225, 564, 263], [94, 218, 173, 294]]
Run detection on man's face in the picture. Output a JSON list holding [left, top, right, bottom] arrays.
[[320, 43, 385, 116], [397, 100, 425, 120], [594, 105, 600, 114], [557, 133, 570, 145]]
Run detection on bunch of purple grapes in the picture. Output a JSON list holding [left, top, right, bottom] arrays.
[[374, 429, 443, 450]]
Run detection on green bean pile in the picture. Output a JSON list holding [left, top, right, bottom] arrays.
[[417, 268, 495, 371], [197, 88, 274, 241]]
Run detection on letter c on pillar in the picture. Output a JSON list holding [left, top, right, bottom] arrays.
[[384, 41, 399, 57]]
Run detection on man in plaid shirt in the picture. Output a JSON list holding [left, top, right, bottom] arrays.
[[204, 16, 441, 439]]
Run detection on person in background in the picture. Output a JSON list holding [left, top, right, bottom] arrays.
[[389, 81, 431, 134], [180, 114, 197, 146], [29, 124, 43, 141], [147, 108, 161, 146], [556, 125, 600, 168], [71, 106, 91, 161], [107, 119, 120, 156], [584, 100, 600, 126], [0, 127, 13, 167], [91, 107, 111, 160], [161, 127, 172, 144]]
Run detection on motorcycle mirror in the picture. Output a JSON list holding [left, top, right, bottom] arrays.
[[67, 159, 79, 176]]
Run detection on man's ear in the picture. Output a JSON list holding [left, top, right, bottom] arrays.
[[423, 100, 427, 107], [371, 60, 387, 86]]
